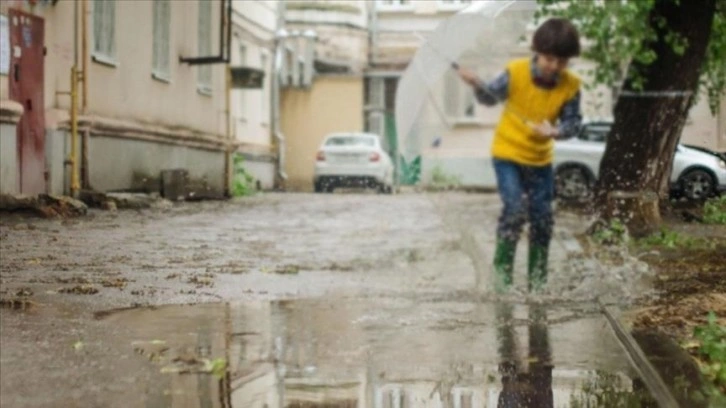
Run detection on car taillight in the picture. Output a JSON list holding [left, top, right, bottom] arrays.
[[369, 152, 380, 162], [316, 151, 325, 161]]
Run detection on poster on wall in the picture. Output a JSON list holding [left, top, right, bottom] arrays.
[[0, 15, 9, 75]]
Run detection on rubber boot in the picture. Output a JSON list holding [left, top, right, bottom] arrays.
[[493, 239, 516, 293], [528, 245, 549, 293]]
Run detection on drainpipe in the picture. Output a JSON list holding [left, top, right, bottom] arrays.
[[224, 65, 232, 197], [273, 2, 288, 186]]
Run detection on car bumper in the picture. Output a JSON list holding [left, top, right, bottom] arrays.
[[314, 164, 387, 182]]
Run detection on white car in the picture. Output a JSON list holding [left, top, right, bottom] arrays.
[[554, 122, 726, 201], [313, 132, 394, 193]]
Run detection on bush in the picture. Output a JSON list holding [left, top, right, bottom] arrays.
[[232, 154, 256, 197]]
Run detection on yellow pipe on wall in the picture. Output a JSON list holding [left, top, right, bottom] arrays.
[[69, 66, 80, 197]]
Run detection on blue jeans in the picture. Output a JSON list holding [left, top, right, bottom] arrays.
[[493, 159, 554, 247]]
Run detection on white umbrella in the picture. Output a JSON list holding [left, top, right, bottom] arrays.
[[395, 0, 538, 162]]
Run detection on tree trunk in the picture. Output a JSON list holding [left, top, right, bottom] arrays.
[[594, 0, 717, 237]]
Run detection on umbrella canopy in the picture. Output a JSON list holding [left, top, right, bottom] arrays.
[[395, 0, 538, 162]]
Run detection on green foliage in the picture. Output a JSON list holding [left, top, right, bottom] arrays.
[[592, 219, 629, 245], [430, 165, 462, 189], [692, 312, 726, 406], [703, 196, 726, 224], [536, 0, 726, 113], [637, 227, 694, 248], [232, 154, 256, 197], [398, 156, 421, 185]]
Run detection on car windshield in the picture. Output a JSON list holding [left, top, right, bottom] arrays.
[[325, 135, 376, 147], [580, 124, 611, 142]]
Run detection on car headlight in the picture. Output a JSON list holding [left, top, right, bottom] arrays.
[[719, 160, 726, 170]]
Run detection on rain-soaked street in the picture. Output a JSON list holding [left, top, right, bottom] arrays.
[[0, 192, 661, 407]]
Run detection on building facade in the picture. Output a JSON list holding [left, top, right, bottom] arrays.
[[1, 0, 231, 197], [278, 0, 371, 191]]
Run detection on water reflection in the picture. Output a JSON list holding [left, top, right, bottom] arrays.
[[495, 303, 553, 408], [99, 298, 642, 407]]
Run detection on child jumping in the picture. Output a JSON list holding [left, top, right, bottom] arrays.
[[458, 18, 582, 293]]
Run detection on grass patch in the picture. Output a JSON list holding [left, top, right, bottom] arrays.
[[703, 196, 726, 224], [690, 312, 726, 406]]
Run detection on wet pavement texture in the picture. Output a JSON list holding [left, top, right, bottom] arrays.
[[0, 193, 654, 407]]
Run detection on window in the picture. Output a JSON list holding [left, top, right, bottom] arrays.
[[260, 51, 269, 123], [325, 136, 376, 147], [377, 0, 413, 10], [197, 0, 212, 94], [579, 124, 611, 142], [152, 0, 171, 81], [93, 0, 116, 64], [237, 45, 247, 120], [438, 0, 472, 11], [443, 71, 476, 120]]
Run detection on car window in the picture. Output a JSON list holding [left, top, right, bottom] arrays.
[[325, 136, 376, 147], [579, 125, 611, 142]]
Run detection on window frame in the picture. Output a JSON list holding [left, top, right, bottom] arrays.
[[437, 0, 473, 11], [92, 0, 117, 66], [443, 70, 478, 123], [152, 0, 171, 82], [197, 0, 213, 95], [376, 0, 414, 12]]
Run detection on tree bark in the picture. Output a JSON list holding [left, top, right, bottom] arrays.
[[594, 0, 717, 236]]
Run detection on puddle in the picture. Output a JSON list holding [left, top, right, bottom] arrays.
[[98, 298, 655, 407]]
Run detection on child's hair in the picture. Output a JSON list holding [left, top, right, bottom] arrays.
[[532, 18, 581, 59]]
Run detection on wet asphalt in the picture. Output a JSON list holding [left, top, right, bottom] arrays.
[[0, 192, 652, 407]]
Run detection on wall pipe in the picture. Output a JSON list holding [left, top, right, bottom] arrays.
[[273, 2, 288, 186]]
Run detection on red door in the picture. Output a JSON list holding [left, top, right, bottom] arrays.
[[8, 9, 45, 195]]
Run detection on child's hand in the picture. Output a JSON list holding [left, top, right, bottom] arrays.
[[457, 68, 480, 87], [531, 121, 559, 139]]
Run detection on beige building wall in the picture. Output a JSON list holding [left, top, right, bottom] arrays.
[[281, 76, 364, 191], [682, 94, 726, 151], [1, 0, 231, 195], [1, 0, 227, 135]]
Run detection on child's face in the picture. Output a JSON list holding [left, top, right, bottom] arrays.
[[535, 53, 569, 79]]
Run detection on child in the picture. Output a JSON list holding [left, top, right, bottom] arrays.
[[458, 18, 582, 293]]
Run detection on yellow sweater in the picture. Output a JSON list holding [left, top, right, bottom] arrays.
[[491, 58, 580, 166]]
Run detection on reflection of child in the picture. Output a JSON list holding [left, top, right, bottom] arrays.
[[458, 18, 582, 293]]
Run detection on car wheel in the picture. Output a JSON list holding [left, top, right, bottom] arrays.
[[678, 168, 715, 201], [555, 166, 592, 201], [314, 181, 323, 193], [378, 183, 393, 195]]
